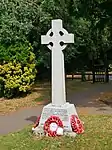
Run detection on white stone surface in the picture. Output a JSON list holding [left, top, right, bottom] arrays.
[[41, 19, 74, 106], [64, 132, 77, 137]]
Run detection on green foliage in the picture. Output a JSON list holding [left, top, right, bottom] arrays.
[[0, 42, 34, 64], [0, 0, 112, 75], [0, 45, 37, 98], [0, 0, 38, 44], [0, 77, 4, 98], [31, 0, 112, 71]]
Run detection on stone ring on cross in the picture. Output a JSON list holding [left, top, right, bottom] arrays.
[[45, 28, 69, 50], [41, 19, 74, 51]]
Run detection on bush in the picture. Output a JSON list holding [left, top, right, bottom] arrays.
[[0, 43, 37, 98], [0, 77, 4, 98], [0, 42, 34, 64]]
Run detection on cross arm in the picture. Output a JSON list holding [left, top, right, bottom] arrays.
[[41, 35, 52, 45], [62, 34, 74, 44]]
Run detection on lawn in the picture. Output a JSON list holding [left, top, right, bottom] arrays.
[[0, 80, 94, 115], [0, 115, 112, 150]]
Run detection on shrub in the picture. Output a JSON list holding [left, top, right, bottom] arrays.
[[0, 42, 34, 64], [0, 76, 4, 98], [0, 44, 37, 98]]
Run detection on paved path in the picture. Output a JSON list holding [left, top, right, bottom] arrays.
[[0, 83, 112, 135], [68, 83, 112, 107], [0, 106, 43, 135]]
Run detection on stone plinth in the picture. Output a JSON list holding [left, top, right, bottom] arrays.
[[33, 102, 78, 136]]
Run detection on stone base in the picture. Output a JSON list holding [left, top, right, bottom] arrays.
[[33, 102, 78, 136]]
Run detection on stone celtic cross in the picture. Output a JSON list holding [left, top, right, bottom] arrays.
[[41, 19, 74, 106]]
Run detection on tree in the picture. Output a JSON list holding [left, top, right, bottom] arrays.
[[0, 0, 112, 76]]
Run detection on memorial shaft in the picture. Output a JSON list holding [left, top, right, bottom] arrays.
[[52, 45, 66, 106]]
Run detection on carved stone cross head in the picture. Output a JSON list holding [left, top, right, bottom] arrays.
[[41, 19, 74, 51]]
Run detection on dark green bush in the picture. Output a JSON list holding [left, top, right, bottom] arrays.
[[0, 42, 34, 64]]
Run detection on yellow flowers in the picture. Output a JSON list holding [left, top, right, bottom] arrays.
[[0, 51, 37, 98]]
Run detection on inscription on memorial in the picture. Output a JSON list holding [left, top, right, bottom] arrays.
[[41, 108, 68, 122], [40, 107, 71, 130]]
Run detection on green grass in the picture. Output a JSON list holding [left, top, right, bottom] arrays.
[[0, 115, 112, 150]]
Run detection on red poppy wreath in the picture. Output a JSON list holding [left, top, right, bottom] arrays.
[[44, 116, 64, 137], [70, 115, 84, 134]]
